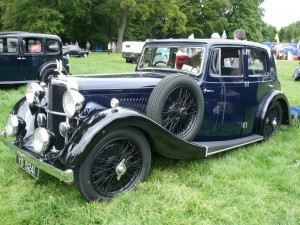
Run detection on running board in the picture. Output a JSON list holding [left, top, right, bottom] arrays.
[[192, 134, 264, 157]]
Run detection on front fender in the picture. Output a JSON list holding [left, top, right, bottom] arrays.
[[255, 90, 291, 133], [60, 108, 207, 167], [10, 97, 36, 140]]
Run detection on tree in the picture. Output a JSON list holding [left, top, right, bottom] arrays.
[[177, 0, 230, 38], [1, 0, 64, 34], [261, 22, 277, 42], [226, 0, 264, 42]]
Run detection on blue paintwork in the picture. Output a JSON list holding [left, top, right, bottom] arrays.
[[4, 39, 292, 165], [0, 32, 67, 84]]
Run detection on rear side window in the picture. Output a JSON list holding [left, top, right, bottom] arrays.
[[45, 39, 60, 54], [0, 38, 19, 53], [247, 48, 268, 76], [210, 47, 243, 76], [23, 38, 42, 53]]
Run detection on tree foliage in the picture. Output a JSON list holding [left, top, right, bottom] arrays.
[[0, 0, 299, 50]]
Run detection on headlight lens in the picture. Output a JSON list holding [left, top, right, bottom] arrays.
[[62, 90, 84, 117], [6, 115, 19, 136], [32, 128, 50, 153], [26, 83, 45, 103]]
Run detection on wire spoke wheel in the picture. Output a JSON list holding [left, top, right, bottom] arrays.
[[75, 128, 151, 202], [263, 102, 282, 139], [91, 138, 142, 196], [146, 74, 204, 141], [162, 87, 197, 137]]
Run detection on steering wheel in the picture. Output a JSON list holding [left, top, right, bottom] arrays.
[[154, 61, 168, 67]]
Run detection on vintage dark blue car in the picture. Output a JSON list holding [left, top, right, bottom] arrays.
[[62, 44, 89, 58], [0, 31, 69, 84], [0, 39, 291, 201]]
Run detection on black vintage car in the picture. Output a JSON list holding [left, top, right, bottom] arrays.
[[0, 31, 69, 84], [63, 44, 89, 58], [0, 39, 291, 202]]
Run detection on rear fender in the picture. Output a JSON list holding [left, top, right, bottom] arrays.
[[255, 90, 291, 133], [60, 108, 207, 167]]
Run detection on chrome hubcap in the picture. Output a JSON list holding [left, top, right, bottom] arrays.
[[116, 159, 126, 181]]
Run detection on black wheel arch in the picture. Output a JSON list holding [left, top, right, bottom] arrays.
[[38, 61, 69, 81], [60, 108, 207, 167], [255, 90, 291, 134]]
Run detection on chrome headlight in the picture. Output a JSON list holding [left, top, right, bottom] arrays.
[[62, 90, 84, 117], [6, 115, 26, 136], [26, 83, 45, 103], [32, 128, 51, 154]]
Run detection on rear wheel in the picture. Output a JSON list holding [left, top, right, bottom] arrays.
[[75, 128, 151, 202], [260, 101, 282, 139]]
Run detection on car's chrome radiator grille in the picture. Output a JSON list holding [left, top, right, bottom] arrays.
[[119, 97, 148, 114], [47, 83, 67, 150]]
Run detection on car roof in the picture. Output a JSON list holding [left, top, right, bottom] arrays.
[[0, 31, 61, 40], [144, 38, 270, 51]]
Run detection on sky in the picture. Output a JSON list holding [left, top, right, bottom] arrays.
[[261, 0, 300, 30]]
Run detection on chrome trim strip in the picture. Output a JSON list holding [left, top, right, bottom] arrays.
[[206, 137, 264, 157], [0, 131, 74, 183]]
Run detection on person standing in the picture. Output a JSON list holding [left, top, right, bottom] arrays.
[[233, 29, 246, 40], [107, 42, 111, 54], [112, 42, 116, 54]]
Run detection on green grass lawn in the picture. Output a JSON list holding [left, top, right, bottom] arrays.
[[0, 53, 300, 224]]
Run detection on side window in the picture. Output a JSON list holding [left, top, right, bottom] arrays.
[[23, 38, 42, 53], [220, 48, 243, 76], [210, 47, 243, 76], [247, 48, 268, 76], [7, 38, 19, 53], [45, 39, 60, 54], [0, 38, 19, 53]]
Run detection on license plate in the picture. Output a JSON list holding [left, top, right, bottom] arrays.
[[16, 155, 39, 179]]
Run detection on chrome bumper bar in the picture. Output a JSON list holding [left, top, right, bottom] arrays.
[[0, 131, 74, 183]]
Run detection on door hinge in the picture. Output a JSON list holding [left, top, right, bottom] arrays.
[[241, 122, 247, 129]]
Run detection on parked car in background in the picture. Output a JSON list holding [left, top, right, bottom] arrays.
[[0, 39, 291, 202], [0, 31, 69, 84], [122, 41, 145, 63], [63, 44, 89, 58]]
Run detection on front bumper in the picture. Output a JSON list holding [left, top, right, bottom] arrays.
[[0, 131, 74, 183]]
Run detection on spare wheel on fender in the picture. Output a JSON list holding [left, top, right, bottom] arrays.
[[146, 74, 204, 141]]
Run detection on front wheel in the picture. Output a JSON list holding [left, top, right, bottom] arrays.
[[260, 101, 282, 139], [75, 128, 151, 202]]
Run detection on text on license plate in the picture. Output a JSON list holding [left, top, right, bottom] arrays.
[[16, 155, 39, 179]]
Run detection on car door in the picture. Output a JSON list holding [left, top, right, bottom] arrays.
[[0, 36, 23, 83], [199, 46, 246, 141], [21, 37, 45, 81], [242, 46, 278, 135]]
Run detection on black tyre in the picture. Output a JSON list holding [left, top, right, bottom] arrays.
[[40, 66, 68, 84], [75, 128, 151, 202], [146, 74, 204, 141], [260, 101, 282, 139]]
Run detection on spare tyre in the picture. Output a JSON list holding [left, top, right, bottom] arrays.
[[146, 74, 204, 141]]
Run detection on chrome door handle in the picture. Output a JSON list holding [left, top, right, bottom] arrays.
[[267, 84, 274, 88], [22, 57, 26, 60], [203, 88, 214, 93], [17, 57, 22, 60]]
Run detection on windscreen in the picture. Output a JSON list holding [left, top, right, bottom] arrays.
[[137, 46, 205, 76]]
